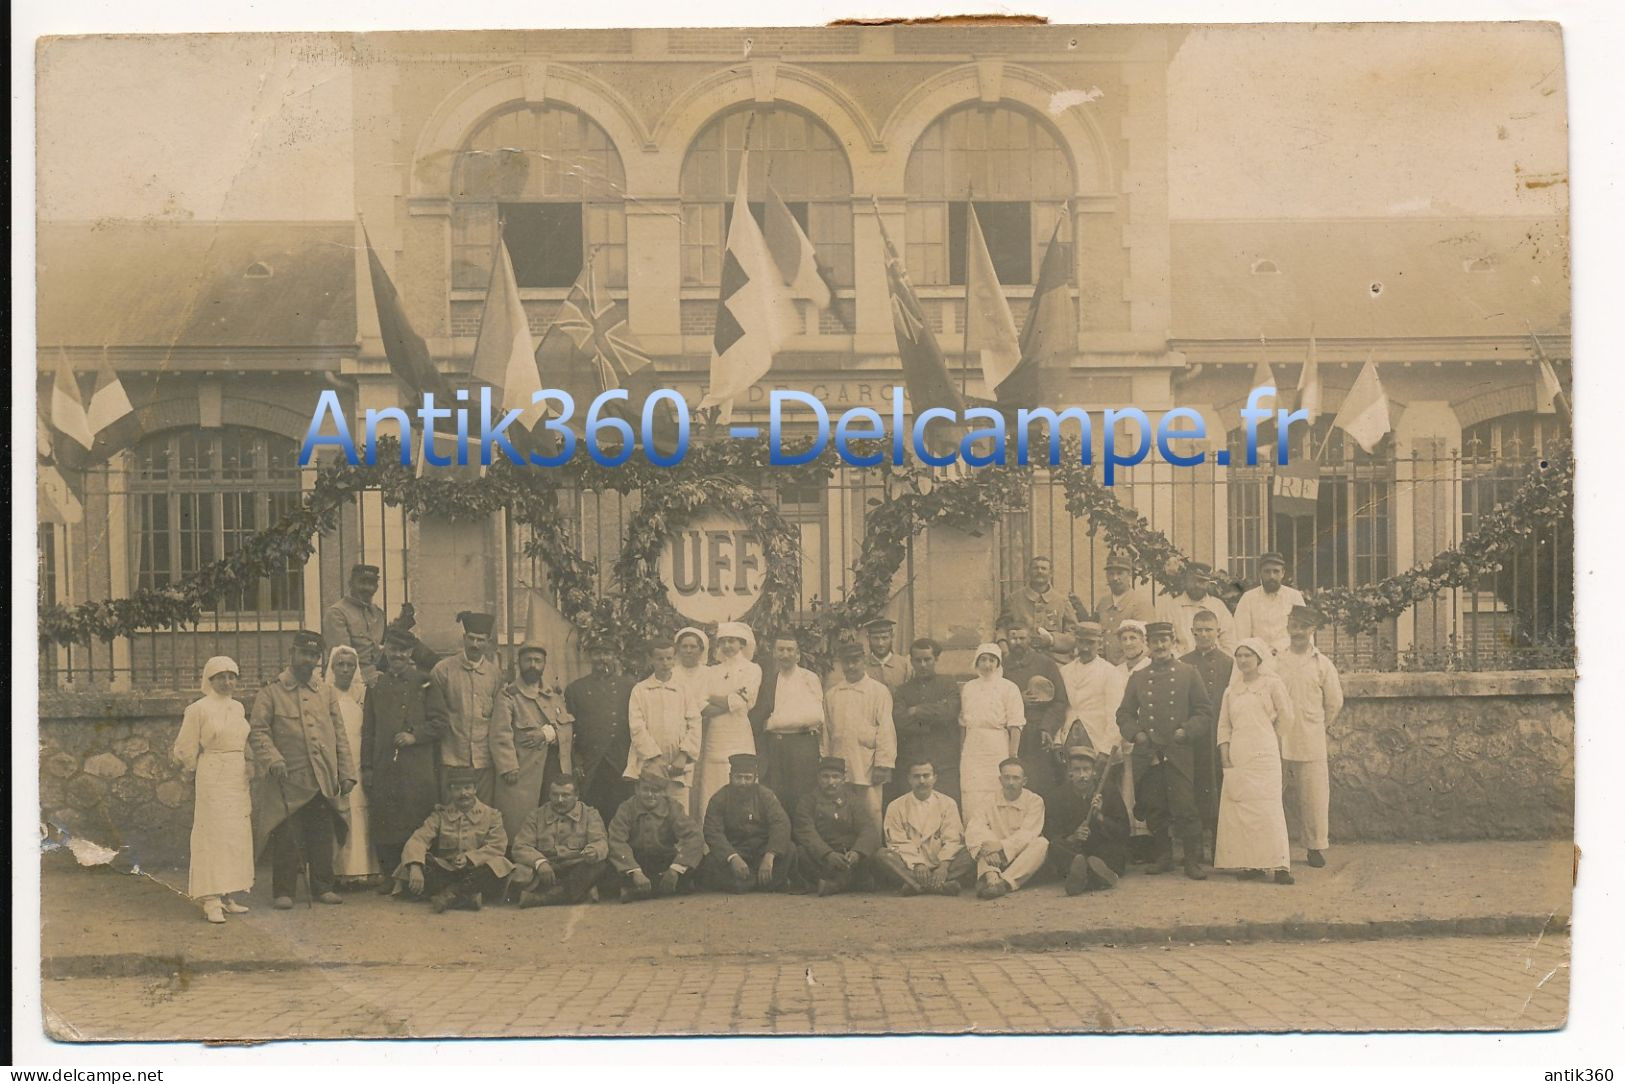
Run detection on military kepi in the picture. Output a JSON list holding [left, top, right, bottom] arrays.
[[819, 757, 847, 773], [1145, 621, 1175, 639], [457, 611, 496, 635], [862, 617, 896, 632], [351, 563, 380, 580], [445, 766, 482, 787], [382, 625, 417, 648], [728, 753, 760, 773], [291, 629, 324, 652]]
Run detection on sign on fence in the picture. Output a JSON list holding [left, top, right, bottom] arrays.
[[1272, 462, 1321, 517], [660, 512, 766, 623]]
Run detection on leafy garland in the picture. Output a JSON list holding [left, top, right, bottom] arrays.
[[38, 435, 1573, 653]]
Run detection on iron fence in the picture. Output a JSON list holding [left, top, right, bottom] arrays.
[[40, 436, 1572, 693]]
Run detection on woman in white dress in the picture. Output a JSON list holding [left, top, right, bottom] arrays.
[[693, 621, 761, 821], [172, 656, 255, 924], [327, 645, 380, 883], [1214, 637, 1296, 885], [958, 643, 1026, 824]]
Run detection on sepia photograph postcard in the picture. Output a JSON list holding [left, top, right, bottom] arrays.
[[28, 17, 1578, 1048]]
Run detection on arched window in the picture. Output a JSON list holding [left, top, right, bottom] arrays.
[[679, 107, 854, 289], [904, 104, 1074, 286], [130, 428, 304, 615], [451, 105, 627, 290]]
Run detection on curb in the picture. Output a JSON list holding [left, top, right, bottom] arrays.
[[43, 912, 1570, 980]]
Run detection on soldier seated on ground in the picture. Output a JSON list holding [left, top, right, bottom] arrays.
[[700, 753, 796, 894], [874, 759, 975, 897], [1044, 746, 1131, 896], [394, 767, 513, 913], [793, 756, 882, 896], [509, 776, 610, 908], [606, 766, 705, 903]]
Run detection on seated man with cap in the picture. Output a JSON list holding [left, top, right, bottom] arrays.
[[510, 775, 609, 907], [427, 610, 504, 803], [862, 617, 913, 692], [324, 563, 387, 686], [395, 766, 514, 912], [700, 753, 796, 893], [1234, 551, 1306, 656], [875, 759, 975, 896], [965, 758, 1049, 900], [793, 756, 883, 896], [1116, 620, 1214, 880], [1044, 746, 1131, 895], [606, 765, 705, 902]]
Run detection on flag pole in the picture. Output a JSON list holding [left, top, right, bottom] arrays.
[[961, 183, 974, 401]]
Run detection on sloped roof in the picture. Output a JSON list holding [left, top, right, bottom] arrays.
[[1170, 217, 1569, 340], [36, 220, 356, 349]]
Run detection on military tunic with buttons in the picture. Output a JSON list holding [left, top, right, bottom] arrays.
[[564, 669, 637, 822], [701, 781, 796, 890], [323, 596, 386, 681], [1114, 657, 1213, 857], [490, 681, 574, 845]]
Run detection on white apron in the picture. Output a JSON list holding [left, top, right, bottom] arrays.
[[332, 691, 379, 878], [1213, 678, 1292, 871], [693, 659, 760, 821], [175, 699, 256, 899]]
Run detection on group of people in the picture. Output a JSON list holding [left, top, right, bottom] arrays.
[[170, 553, 1345, 921]]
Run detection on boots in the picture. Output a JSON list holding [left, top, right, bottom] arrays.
[[202, 897, 226, 924], [1184, 856, 1208, 881]]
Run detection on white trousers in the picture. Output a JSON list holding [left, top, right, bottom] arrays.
[[1282, 758, 1330, 851], [977, 836, 1051, 890]]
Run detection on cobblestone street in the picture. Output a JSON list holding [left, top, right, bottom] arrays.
[[42, 934, 1568, 1041]]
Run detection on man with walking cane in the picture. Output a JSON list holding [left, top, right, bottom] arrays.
[[250, 630, 356, 909]]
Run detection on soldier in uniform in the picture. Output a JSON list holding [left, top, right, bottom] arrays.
[[565, 643, 637, 827], [997, 556, 1078, 649], [793, 756, 883, 896], [999, 623, 1069, 801], [1181, 609, 1234, 862], [490, 641, 573, 846], [1044, 746, 1131, 895], [510, 776, 610, 908], [1115, 620, 1215, 880], [1095, 555, 1158, 664], [359, 624, 444, 887], [248, 630, 356, 909], [323, 564, 386, 686], [427, 611, 504, 804], [862, 617, 913, 692], [700, 753, 796, 893], [606, 765, 705, 902], [889, 638, 963, 807], [394, 766, 513, 912]]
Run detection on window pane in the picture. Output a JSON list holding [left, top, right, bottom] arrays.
[[947, 201, 1033, 286], [502, 204, 585, 288]]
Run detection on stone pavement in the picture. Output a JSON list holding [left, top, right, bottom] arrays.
[[40, 840, 1573, 978], [42, 935, 1569, 1041]]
